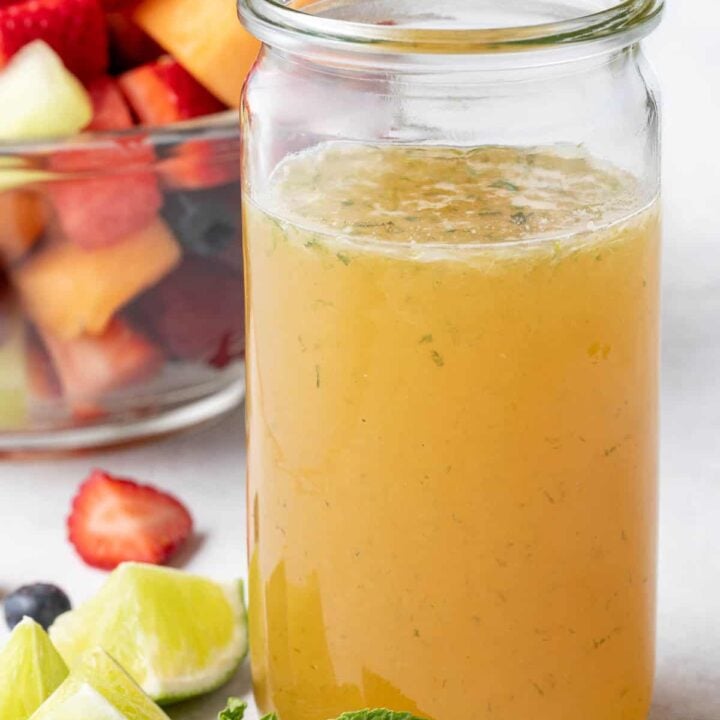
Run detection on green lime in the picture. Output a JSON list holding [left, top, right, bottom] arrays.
[[50, 563, 247, 704], [30, 647, 169, 720], [0, 617, 68, 720]]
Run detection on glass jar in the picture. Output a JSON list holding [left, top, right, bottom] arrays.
[[0, 113, 244, 453], [239, 2, 663, 719]]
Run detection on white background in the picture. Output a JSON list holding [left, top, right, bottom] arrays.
[[0, 2, 719, 718]]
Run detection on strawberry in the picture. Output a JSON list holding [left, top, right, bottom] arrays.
[[107, 11, 162, 73], [48, 137, 162, 249], [68, 469, 193, 570], [101, 0, 137, 10], [41, 317, 162, 401], [137, 256, 244, 367], [118, 55, 225, 126], [0, 0, 108, 81], [86, 76, 134, 131], [160, 137, 240, 190]]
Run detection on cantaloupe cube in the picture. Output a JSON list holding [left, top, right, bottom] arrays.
[[15, 219, 181, 340], [0, 190, 46, 263], [133, 0, 260, 108]]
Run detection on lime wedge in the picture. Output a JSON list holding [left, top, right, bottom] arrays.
[[30, 648, 169, 720], [50, 563, 248, 704], [0, 617, 68, 720]]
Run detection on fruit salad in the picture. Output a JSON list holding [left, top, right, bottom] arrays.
[[0, 0, 256, 449]]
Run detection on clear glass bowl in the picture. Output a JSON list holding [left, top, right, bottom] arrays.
[[0, 111, 244, 453]]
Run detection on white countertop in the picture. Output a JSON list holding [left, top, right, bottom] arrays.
[[0, 2, 718, 719]]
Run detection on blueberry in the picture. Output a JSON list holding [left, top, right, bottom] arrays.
[[162, 184, 241, 257], [4, 584, 72, 631]]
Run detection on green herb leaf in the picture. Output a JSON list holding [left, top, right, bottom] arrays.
[[260, 715, 279, 720], [335, 711, 427, 720], [490, 179, 519, 192], [218, 698, 248, 720], [337, 252, 352, 265], [430, 350, 445, 368]]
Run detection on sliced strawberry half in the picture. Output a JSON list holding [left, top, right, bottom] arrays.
[[48, 137, 162, 249], [86, 76, 134, 131], [118, 55, 226, 125], [41, 317, 162, 402], [0, 0, 108, 81], [68, 469, 193, 570]]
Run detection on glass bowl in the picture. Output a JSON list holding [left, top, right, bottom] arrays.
[[0, 111, 244, 453]]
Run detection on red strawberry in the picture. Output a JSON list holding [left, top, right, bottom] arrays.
[[137, 256, 244, 367], [49, 138, 162, 249], [107, 11, 162, 72], [0, 0, 108, 81], [86, 77, 134, 131], [160, 137, 240, 190], [41, 317, 162, 401], [118, 56, 226, 126], [68, 469, 193, 570]]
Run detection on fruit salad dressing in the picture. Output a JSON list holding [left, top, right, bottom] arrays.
[[245, 143, 660, 720]]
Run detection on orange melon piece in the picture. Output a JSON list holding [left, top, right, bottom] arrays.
[[0, 190, 46, 263], [15, 219, 181, 340], [133, 0, 260, 108]]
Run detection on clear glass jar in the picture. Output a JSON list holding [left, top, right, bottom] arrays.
[[239, 2, 663, 719], [0, 113, 244, 453]]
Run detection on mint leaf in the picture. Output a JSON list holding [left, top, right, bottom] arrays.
[[336, 711, 426, 720], [260, 715, 279, 720], [218, 698, 248, 720]]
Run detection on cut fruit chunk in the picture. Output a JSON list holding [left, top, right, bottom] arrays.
[[67, 470, 193, 570], [133, 0, 260, 107], [29, 648, 170, 720], [0, 617, 69, 720], [138, 256, 244, 367], [119, 55, 225, 125], [160, 137, 240, 190], [14, 219, 181, 340], [0, 41, 92, 140], [42, 318, 162, 402], [0, 293, 27, 429], [50, 563, 248, 704], [48, 138, 162, 249], [0, 190, 46, 263], [0, 0, 108, 81], [86, 77, 134, 131]]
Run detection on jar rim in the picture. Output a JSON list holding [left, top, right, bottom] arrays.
[[238, 0, 664, 57]]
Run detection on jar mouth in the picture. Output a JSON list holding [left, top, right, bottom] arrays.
[[238, 0, 664, 57]]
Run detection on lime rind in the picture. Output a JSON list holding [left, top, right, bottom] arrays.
[[153, 578, 248, 705]]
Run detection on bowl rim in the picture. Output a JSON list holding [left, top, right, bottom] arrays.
[[0, 109, 238, 156]]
